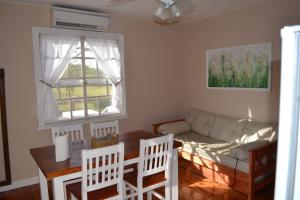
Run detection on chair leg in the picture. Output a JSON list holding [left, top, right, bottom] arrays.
[[123, 183, 127, 200], [130, 188, 135, 200], [70, 193, 78, 200], [137, 190, 143, 200], [165, 183, 171, 200], [147, 191, 152, 200], [124, 184, 135, 200]]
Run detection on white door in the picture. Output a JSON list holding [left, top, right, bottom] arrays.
[[275, 25, 300, 200]]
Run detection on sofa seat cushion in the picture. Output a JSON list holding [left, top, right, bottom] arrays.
[[158, 121, 191, 135], [175, 132, 239, 169], [236, 160, 249, 173], [186, 109, 215, 136], [209, 115, 249, 143]]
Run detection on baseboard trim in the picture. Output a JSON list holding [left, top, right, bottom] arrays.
[[0, 176, 39, 192]]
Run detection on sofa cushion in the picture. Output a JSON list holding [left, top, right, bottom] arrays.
[[175, 132, 239, 169], [186, 109, 215, 136], [209, 115, 249, 143], [158, 121, 191, 135], [239, 121, 275, 144], [269, 126, 278, 142], [236, 160, 249, 173]]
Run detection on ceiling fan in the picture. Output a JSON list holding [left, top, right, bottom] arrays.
[[153, 0, 195, 24], [108, 0, 196, 25]]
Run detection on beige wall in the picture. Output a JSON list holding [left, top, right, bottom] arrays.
[[0, 2, 181, 181], [177, 0, 300, 123]]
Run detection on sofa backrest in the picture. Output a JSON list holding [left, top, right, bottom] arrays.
[[186, 109, 215, 136], [186, 109, 277, 144], [209, 114, 249, 143], [238, 121, 277, 143]]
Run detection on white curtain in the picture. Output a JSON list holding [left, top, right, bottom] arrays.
[[38, 35, 79, 124], [86, 38, 124, 114]]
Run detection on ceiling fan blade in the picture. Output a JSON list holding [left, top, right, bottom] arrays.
[[175, 0, 195, 14], [107, 0, 140, 7]]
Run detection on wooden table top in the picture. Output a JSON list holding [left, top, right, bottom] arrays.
[[30, 130, 182, 180]]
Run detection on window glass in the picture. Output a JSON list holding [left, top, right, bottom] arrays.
[[87, 85, 109, 97], [100, 97, 112, 113], [85, 59, 98, 78], [72, 99, 85, 118], [87, 98, 99, 116], [57, 100, 71, 120]]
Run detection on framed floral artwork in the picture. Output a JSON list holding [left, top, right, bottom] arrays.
[[206, 43, 272, 90]]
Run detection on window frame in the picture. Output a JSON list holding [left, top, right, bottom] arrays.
[[32, 27, 127, 129]]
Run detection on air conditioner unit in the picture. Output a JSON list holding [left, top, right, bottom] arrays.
[[52, 7, 110, 32]]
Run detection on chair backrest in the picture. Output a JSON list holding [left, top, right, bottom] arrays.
[[138, 134, 174, 178], [51, 124, 84, 144], [90, 120, 119, 138], [81, 143, 124, 200]]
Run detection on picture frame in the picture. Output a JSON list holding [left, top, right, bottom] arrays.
[[206, 42, 272, 91]]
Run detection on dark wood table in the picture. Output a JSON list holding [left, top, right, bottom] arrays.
[[30, 130, 182, 200]]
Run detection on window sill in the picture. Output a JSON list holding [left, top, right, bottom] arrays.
[[37, 114, 128, 130]]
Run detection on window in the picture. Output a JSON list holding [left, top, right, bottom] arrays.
[[33, 27, 127, 127]]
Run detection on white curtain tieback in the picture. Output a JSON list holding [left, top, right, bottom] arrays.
[[39, 80, 54, 88], [114, 80, 122, 86]]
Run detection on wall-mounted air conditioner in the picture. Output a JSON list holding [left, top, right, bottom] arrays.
[[52, 7, 110, 32]]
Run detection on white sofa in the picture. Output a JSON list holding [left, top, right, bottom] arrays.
[[153, 109, 277, 199]]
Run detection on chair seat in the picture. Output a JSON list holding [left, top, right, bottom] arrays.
[[124, 171, 166, 188], [66, 182, 118, 200]]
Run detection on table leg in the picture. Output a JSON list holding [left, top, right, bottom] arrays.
[[39, 169, 49, 200], [53, 176, 65, 200], [171, 149, 179, 200]]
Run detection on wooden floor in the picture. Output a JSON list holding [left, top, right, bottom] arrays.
[[0, 166, 274, 200]]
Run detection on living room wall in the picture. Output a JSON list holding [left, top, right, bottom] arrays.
[[0, 2, 181, 181], [177, 0, 300, 123]]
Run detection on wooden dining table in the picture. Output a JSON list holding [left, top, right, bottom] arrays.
[[30, 130, 182, 200]]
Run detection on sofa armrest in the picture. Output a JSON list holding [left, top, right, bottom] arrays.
[[248, 141, 277, 177], [152, 119, 185, 135], [248, 141, 277, 154], [248, 141, 277, 198]]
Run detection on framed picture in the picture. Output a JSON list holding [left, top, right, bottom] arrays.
[[206, 43, 272, 90]]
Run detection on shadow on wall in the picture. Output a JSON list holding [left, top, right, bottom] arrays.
[[269, 60, 281, 123], [248, 60, 281, 123]]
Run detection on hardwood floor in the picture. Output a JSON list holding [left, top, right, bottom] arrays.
[[178, 168, 274, 200], [0, 166, 274, 200]]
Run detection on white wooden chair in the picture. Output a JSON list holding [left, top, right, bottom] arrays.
[[90, 120, 135, 175], [67, 143, 125, 200], [51, 124, 84, 199], [90, 120, 119, 138], [51, 124, 84, 144], [124, 134, 174, 200]]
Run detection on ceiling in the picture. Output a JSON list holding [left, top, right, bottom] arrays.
[[6, 0, 274, 24]]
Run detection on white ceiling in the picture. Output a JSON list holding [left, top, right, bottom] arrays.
[[6, 0, 274, 24]]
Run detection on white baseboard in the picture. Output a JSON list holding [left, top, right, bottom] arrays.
[[0, 176, 39, 192]]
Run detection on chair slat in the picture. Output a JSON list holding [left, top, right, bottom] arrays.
[[90, 120, 119, 139], [51, 124, 84, 144]]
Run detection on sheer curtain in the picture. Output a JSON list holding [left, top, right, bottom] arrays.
[[38, 35, 79, 124], [86, 38, 124, 114]]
